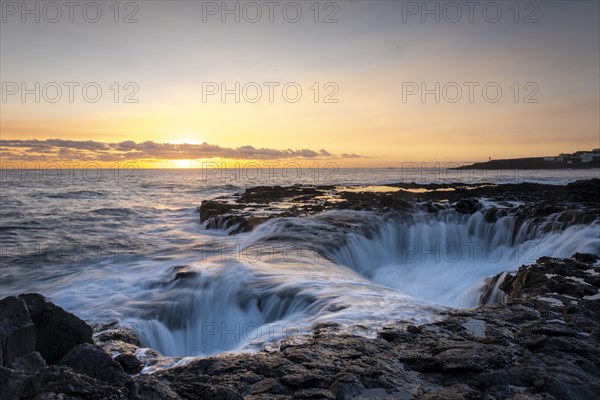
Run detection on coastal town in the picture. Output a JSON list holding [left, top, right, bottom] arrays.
[[457, 149, 600, 170], [544, 149, 600, 164]]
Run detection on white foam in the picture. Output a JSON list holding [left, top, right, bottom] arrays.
[[538, 297, 564, 307]]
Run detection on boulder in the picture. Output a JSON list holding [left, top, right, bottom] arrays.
[[93, 320, 141, 346], [328, 373, 364, 400], [20, 294, 93, 364], [454, 199, 481, 214], [56, 343, 131, 387], [8, 351, 47, 373], [0, 365, 31, 400], [0, 296, 36, 367], [22, 365, 130, 400], [115, 353, 143, 374], [134, 374, 181, 399]]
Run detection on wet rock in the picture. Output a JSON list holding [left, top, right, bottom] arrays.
[[93, 321, 141, 347], [293, 388, 335, 399], [200, 180, 599, 237], [171, 265, 197, 281], [56, 343, 131, 388], [454, 199, 481, 214], [179, 383, 243, 400], [0, 296, 36, 367], [500, 269, 547, 299], [425, 202, 441, 213], [8, 351, 46, 373], [435, 344, 512, 372], [21, 294, 93, 364], [22, 365, 130, 400], [199, 200, 242, 223], [573, 252, 598, 263], [134, 374, 181, 399], [417, 384, 479, 400], [0, 365, 30, 400], [328, 373, 364, 400], [251, 378, 291, 395], [115, 353, 143, 374], [483, 206, 499, 223], [281, 371, 322, 387]]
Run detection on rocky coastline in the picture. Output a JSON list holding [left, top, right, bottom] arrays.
[[198, 179, 599, 234], [2, 179, 599, 399], [2, 253, 600, 400]]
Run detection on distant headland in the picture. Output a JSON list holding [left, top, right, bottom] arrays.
[[454, 149, 600, 170]]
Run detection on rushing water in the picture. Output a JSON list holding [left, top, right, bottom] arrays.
[[1, 168, 599, 358]]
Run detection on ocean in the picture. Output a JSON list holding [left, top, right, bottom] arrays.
[[1, 168, 599, 360]]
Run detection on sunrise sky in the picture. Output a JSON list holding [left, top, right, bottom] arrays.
[[1, 1, 599, 168]]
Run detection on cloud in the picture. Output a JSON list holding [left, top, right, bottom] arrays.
[[0, 139, 365, 162]]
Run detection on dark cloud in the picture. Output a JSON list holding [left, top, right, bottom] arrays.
[[340, 153, 363, 159], [0, 139, 365, 162]]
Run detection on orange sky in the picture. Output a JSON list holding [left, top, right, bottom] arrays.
[[1, 1, 599, 168]]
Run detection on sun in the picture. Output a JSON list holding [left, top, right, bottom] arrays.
[[174, 159, 195, 168]]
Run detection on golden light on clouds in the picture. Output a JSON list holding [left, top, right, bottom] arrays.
[[1, 1, 598, 167]]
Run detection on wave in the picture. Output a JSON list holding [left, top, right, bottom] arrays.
[[325, 211, 599, 307], [123, 209, 598, 356], [44, 190, 108, 199], [15, 208, 598, 359], [89, 207, 138, 216]]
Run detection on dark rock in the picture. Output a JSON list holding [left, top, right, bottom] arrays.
[[115, 353, 143, 374], [425, 202, 440, 213], [8, 351, 46, 373], [475, 370, 526, 388], [93, 321, 141, 347], [0, 365, 30, 400], [379, 328, 404, 342], [541, 369, 600, 400], [56, 343, 131, 388], [182, 383, 243, 400], [294, 388, 335, 399], [500, 269, 548, 299], [199, 180, 599, 239], [22, 365, 130, 400], [484, 206, 499, 223], [454, 199, 480, 214], [171, 265, 197, 281], [573, 252, 598, 263], [435, 344, 513, 372], [200, 200, 242, 224], [251, 378, 291, 395], [281, 371, 322, 388], [0, 296, 36, 367], [134, 374, 181, 399], [328, 373, 364, 400], [417, 383, 479, 400], [20, 294, 93, 364]]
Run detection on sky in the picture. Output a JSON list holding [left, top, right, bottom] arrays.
[[1, 0, 599, 168]]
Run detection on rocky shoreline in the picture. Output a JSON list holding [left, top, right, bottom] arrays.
[[198, 179, 600, 234], [2, 254, 600, 400]]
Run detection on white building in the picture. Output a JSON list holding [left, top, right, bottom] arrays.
[[580, 153, 595, 163]]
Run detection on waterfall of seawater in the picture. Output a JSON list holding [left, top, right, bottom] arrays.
[[126, 210, 599, 357]]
